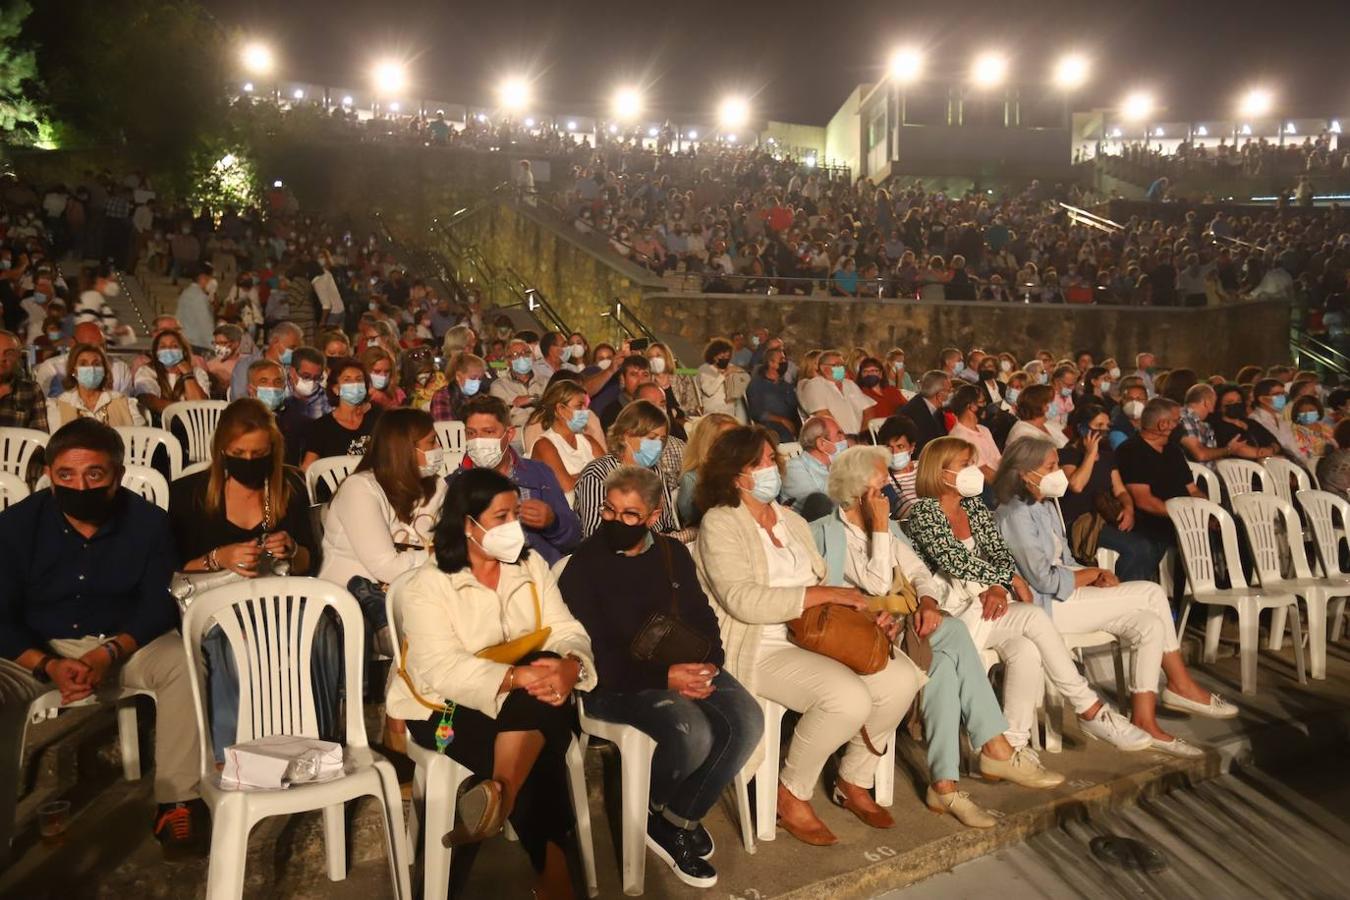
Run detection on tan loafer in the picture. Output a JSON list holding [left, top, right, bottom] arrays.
[[926, 786, 997, 829], [979, 747, 1066, 789], [831, 779, 896, 829], [443, 779, 506, 847]]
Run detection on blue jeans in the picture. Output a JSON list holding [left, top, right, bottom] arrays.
[[1097, 524, 1167, 583], [583, 670, 763, 826]]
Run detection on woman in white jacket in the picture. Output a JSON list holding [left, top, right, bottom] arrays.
[[386, 467, 596, 900]]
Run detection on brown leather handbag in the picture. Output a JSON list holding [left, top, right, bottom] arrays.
[[787, 604, 890, 675]]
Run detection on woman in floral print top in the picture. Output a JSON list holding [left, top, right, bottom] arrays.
[[904, 493, 1021, 590]]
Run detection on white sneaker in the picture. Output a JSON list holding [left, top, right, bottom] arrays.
[[1161, 688, 1239, 719], [1150, 736, 1204, 758], [1079, 706, 1153, 751]]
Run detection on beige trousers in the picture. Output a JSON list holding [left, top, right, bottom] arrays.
[[756, 643, 921, 800]]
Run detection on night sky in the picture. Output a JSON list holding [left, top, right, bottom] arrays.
[[203, 0, 1347, 124]]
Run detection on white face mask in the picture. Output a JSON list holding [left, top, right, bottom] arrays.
[[205, 278, 219, 295], [1123, 400, 1145, 420], [595, 358, 612, 371], [466, 436, 506, 469], [648, 356, 666, 375], [470, 517, 526, 562], [1035, 468, 1069, 499], [949, 465, 985, 498], [293, 377, 319, 398], [103, 282, 121, 297], [419, 446, 445, 478]]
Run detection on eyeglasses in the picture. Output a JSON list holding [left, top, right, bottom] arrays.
[[600, 503, 647, 526]]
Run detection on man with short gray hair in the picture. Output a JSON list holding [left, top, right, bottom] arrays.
[[782, 415, 846, 519], [898, 370, 952, 454], [1117, 397, 1205, 554], [229, 321, 303, 400], [1177, 382, 1266, 467]]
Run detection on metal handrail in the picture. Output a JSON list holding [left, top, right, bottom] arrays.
[[601, 298, 660, 347], [1290, 338, 1349, 377], [1291, 324, 1350, 369], [1059, 202, 1123, 234]]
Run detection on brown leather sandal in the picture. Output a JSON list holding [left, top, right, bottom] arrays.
[[443, 779, 506, 847], [775, 783, 838, 846]]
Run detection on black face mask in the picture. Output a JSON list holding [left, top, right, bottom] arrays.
[[1222, 402, 1246, 419], [979, 369, 997, 381], [224, 454, 274, 490], [776, 360, 789, 377], [52, 484, 119, 525], [858, 374, 882, 389], [715, 358, 729, 370], [325, 355, 342, 371], [599, 518, 649, 553]]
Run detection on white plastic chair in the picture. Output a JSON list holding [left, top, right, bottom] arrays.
[[434, 420, 466, 455], [1187, 462, 1221, 504], [181, 577, 412, 900], [866, 417, 887, 443], [176, 460, 212, 480], [115, 425, 184, 479], [1263, 456, 1313, 506], [0, 426, 48, 483], [1214, 458, 1271, 502], [305, 455, 362, 505], [1295, 489, 1350, 643], [577, 698, 661, 895], [162, 400, 228, 464], [24, 686, 153, 782], [0, 471, 27, 510], [1041, 632, 1127, 753], [385, 572, 598, 900], [120, 464, 170, 511], [777, 441, 804, 460], [1232, 493, 1346, 680], [1165, 497, 1306, 694]]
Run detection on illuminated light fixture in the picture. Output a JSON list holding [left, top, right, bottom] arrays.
[[498, 76, 530, 112], [1285, 122, 1297, 134], [647, 126, 658, 137], [242, 82, 254, 93], [1240, 123, 1252, 135], [1120, 90, 1154, 122], [1052, 53, 1089, 90], [970, 51, 1008, 88], [292, 88, 304, 100], [1238, 87, 1273, 119], [1110, 127, 1123, 138], [524, 117, 536, 128], [219, 153, 237, 167], [887, 46, 923, 85], [389, 101, 401, 113], [804, 155, 817, 168], [1154, 127, 1166, 137], [566, 120, 577, 131], [342, 95, 353, 106], [1331, 120, 1342, 134], [241, 42, 274, 76], [372, 60, 408, 96], [273, 180, 283, 188], [687, 129, 698, 140], [718, 95, 750, 130], [1196, 125, 1208, 136], [612, 86, 643, 121], [607, 124, 618, 135], [476, 113, 488, 123], [726, 134, 738, 144]]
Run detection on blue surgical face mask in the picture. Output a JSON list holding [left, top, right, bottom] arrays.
[[279, 347, 294, 367], [890, 450, 911, 471], [462, 377, 481, 396], [1270, 394, 1287, 412], [33, 291, 48, 304], [46, 330, 62, 342], [952, 361, 965, 374], [1006, 387, 1021, 404], [339, 382, 368, 405], [832, 439, 848, 457], [635, 437, 664, 467], [1100, 380, 1112, 393], [744, 465, 782, 503], [370, 372, 390, 390], [1060, 386, 1073, 398], [830, 364, 846, 381], [75, 366, 104, 389], [1296, 410, 1319, 425], [511, 356, 533, 376], [567, 408, 590, 433], [157, 348, 184, 367], [256, 386, 285, 410]]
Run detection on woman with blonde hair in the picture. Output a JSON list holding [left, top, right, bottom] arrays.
[[528, 380, 604, 502], [676, 412, 739, 526], [361, 346, 405, 409], [440, 322, 477, 368], [795, 349, 823, 412], [883, 348, 915, 393], [902, 437, 1154, 760], [645, 341, 692, 428], [573, 399, 679, 538], [49, 342, 146, 429], [845, 347, 870, 380]]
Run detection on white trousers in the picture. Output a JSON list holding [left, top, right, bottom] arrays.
[[1044, 581, 1178, 694]]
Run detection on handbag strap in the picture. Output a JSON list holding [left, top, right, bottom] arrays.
[[396, 638, 454, 714], [528, 580, 542, 631], [655, 535, 681, 616]]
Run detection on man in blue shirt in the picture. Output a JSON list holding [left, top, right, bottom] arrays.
[[782, 415, 845, 520], [0, 419, 206, 859], [229, 320, 303, 401], [449, 395, 581, 564]]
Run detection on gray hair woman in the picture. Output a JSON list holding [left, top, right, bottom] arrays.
[[812, 446, 1064, 828], [992, 439, 1236, 758]]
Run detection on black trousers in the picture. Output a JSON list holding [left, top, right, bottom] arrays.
[[407, 651, 576, 872]]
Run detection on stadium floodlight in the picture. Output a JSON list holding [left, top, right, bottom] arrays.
[[1196, 125, 1208, 136], [1332, 120, 1343, 134], [241, 42, 274, 76], [1154, 127, 1165, 137], [242, 82, 254, 93], [647, 126, 658, 137], [292, 88, 304, 100], [1238, 87, 1273, 120], [499, 76, 530, 112], [1239, 123, 1252, 135], [687, 129, 698, 140], [372, 59, 408, 96], [1121, 91, 1154, 121], [1053, 53, 1089, 90], [726, 134, 738, 144], [566, 120, 577, 131], [612, 86, 643, 121], [1285, 122, 1297, 135], [607, 123, 618, 135], [970, 52, 1008, 89], [718, 95, 750, 130], [341, 95, 354, 107], [887, 47, 923, 85], [524, 117, 536, 128], [389, 101, 401, 113]]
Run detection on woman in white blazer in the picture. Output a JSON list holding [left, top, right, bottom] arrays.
[[693, 425, 921, 846], [385, 467, 596, 900]]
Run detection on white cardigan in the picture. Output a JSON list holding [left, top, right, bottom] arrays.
[[385, 553, 597, 721], [319, 470, 448, 590]]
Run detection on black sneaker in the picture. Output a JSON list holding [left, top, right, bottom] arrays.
[[154, 800, 208, 859], [645, 814, 717, 888], [689, 822, 715, 859]]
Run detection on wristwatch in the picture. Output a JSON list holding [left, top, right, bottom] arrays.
[[31, 654, 53, 683], [567, 654, 588, 686]]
